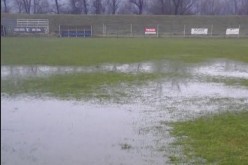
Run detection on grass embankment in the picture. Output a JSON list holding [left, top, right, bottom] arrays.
[[1, 38, 248, 65], [171, 111, 248, 164]]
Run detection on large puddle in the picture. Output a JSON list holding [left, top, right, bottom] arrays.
[[2, 98, 166, 165], [1, 59, 248, 165], [2, 59, 248, 79]]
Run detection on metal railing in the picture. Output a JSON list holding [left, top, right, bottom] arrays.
[[17, 19, 49, 33]]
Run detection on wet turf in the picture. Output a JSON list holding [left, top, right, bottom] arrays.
[[2, 38, 248, 66]]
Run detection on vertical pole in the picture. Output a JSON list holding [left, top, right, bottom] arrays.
[[238, 25, 240, 38], [47, 20, 49, 34], [211, 24, 213, 37], [184, 25, 186, 38], [103, 24, 104, 37], [2, 26, 4, 37], [157, 24, 159, 38], [68, 28, 69, 38], [130, 24, 133, 37], [103, 24, 106, 37], [199, 0, 202, 15], [3, 26, 6, 36], [59, 25, 61, 37], [84, 28, 86, 38], [76, 27, 78, 38], [91, 25, 92, 37], [105, 24, 107, 37]]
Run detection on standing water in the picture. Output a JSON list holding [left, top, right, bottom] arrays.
[[1, 59, 248, 165]]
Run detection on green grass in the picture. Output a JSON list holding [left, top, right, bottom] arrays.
[[1, 72, 158, 100], [1, 38, 248, 66], [171, 111, 248, 164], [1, 37, 248, 165]]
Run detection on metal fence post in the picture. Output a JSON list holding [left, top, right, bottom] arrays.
[[211, 24, 213, 37], [103, 24, 106, 37], [157, 24, 159, 38], [91, 25, 93, 37], [76, 27, 78, 38], [238, 25, 240, 38], [59, 25, 61, 37], [130, 24, 133, 37], [184, 25, 186, 37]]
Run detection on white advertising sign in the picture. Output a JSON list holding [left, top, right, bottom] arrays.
[[191, 28, 208, 35], [145, 28, 157, 34], [226, 28, 239, 35]]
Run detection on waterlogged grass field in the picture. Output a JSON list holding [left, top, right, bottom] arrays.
[[2, 72, 159, 100], [1, 37, 248, 164], [2, 38, 248, 65]]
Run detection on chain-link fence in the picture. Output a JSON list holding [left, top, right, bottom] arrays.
[[2, 17, 248, 38], [91, 23, 247, 38]]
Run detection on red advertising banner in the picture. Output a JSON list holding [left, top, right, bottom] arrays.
[[145, 28, 157, 34]]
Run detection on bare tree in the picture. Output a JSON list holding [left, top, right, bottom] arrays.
[[233, 0, 239, 14], [172, 0, 194, 15], [14, 0, 24, 13], [33, 0, 39, 13], [54, 0, 60, 14], [118, 1, 132, 14], [129, 0, 146, 14], [92, 0, 104, 14], [35, 0, 49, 13], [158, 0, 173, 14], [199, 0, 222, 15], [172, 0, 180, 15], [22, 0, 32, 14], [70, 0, 83, 14], [240, 0, 248, 15], [107, 0, 120, 14], [150, 0, 173, 15], [182, 0, 195, 14], [3, 0, 248, 15], [82, 0, 89, 14], [2, 0, 9, 12]]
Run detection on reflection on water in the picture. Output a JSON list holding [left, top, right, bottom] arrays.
[[0, 63, 165, 79], [2, 59, 248, 80], [1, 59, 248, 165], [193, 59, 248, 79], [0, 61, 191, 79], [1, 98, 165, 165]]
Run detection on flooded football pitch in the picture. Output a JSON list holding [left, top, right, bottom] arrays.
[[1, 59, 248, 165]]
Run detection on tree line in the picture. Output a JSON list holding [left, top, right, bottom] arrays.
[[1, 0, 248, 15]]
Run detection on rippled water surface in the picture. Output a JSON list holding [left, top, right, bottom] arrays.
[[1, 59, 248, 165]]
